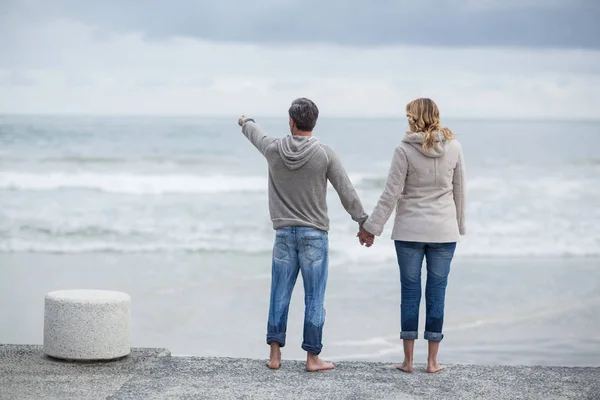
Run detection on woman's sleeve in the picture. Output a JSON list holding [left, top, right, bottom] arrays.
[[362, 147, 408, 236], [453, 147, 466, 235]]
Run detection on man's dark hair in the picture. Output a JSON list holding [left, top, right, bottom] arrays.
[[288, 98, 319, 131]]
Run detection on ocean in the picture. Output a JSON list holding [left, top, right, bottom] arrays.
[[1, 115, 599, 366]]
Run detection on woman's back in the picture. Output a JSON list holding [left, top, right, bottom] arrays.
[[361, 98, 466, 243], [393, 134, 465, 242]]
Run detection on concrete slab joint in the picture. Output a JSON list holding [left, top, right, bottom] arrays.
[[43, 289, 131, 361]]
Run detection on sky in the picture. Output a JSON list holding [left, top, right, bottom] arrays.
[[1, 0, 599, 118]]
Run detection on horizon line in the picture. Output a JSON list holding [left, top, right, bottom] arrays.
[[1, 113, 599, 124]]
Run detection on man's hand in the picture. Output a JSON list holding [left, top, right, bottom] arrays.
[[357, 227, 375, 247], [238, 115, 249, 126]]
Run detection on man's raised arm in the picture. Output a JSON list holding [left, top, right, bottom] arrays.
[[238, 115, 277, 156]]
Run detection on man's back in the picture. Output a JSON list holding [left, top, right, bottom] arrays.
[[242, 121, 367, 231]]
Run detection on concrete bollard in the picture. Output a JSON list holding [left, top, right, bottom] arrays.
[[43, 290, 131, 361]]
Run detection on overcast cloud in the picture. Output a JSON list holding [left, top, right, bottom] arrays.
[[4, 0, 599, 48], [1, 0, 599, 118]]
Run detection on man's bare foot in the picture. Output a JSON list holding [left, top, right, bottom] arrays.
[[306, 354, 335, 372], [395, 360, 413, 373], [266, 344, 281, 369], [266, 359, 281, 369], [426, 362, 445, 373]]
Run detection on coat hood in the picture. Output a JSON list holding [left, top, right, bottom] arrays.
[[402, 132, 448, 158], [277, 135, 321, 170]]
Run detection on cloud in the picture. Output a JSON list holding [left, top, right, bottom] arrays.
[[2, 0, 599, 49], [0, 15, 598, 118], [0, 1, 598, 118]]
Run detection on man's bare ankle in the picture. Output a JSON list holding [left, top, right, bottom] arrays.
[[269, 343, 281, 359], [305, 353, 334, 372]]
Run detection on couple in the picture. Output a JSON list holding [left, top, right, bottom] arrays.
[[237, 97, 466, 373]]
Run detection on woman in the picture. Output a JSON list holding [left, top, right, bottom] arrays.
[[358, 98, 466, 373]]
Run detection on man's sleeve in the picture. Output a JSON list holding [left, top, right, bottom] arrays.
[[324, 146, 369, 226], [241, 119, 277, 156], [361, 147, 408, 236]]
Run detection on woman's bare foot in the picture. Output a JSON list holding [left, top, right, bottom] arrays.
[[306, 353, 335, 372], [426, 341, 443, 373], [426, 362, 445, 373], [398, 339, 415, 373], [395, 360, 413, 373], [266, 343, 281, 369]]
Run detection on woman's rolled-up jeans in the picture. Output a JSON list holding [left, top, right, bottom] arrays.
[[394, 241, 456, 342]]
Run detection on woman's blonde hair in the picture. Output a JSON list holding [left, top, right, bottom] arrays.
[[406, 98, 454, 152]]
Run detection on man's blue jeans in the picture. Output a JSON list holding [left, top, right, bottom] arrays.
[[394, 241, 456, 342], [267, 227, 328, 355]]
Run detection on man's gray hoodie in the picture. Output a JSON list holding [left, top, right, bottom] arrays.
[[241, 119, 368, 231]]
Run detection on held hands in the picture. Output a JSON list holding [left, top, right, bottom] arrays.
[[357, 227, 375, 247]]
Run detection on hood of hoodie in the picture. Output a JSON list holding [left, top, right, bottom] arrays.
[[277, 135, 321, 170], [402, 132, 448, 158]]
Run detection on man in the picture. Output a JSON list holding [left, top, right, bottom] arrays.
[[238, 98, 368, 372]]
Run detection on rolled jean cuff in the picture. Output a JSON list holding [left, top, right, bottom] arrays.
[[400, 331, 418, 340], [424, 331, 444, 342], [301, 343, 322, 355], [267, 333, 286, 348]]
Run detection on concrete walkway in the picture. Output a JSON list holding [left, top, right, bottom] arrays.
[[1, 345, 598, 400]]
